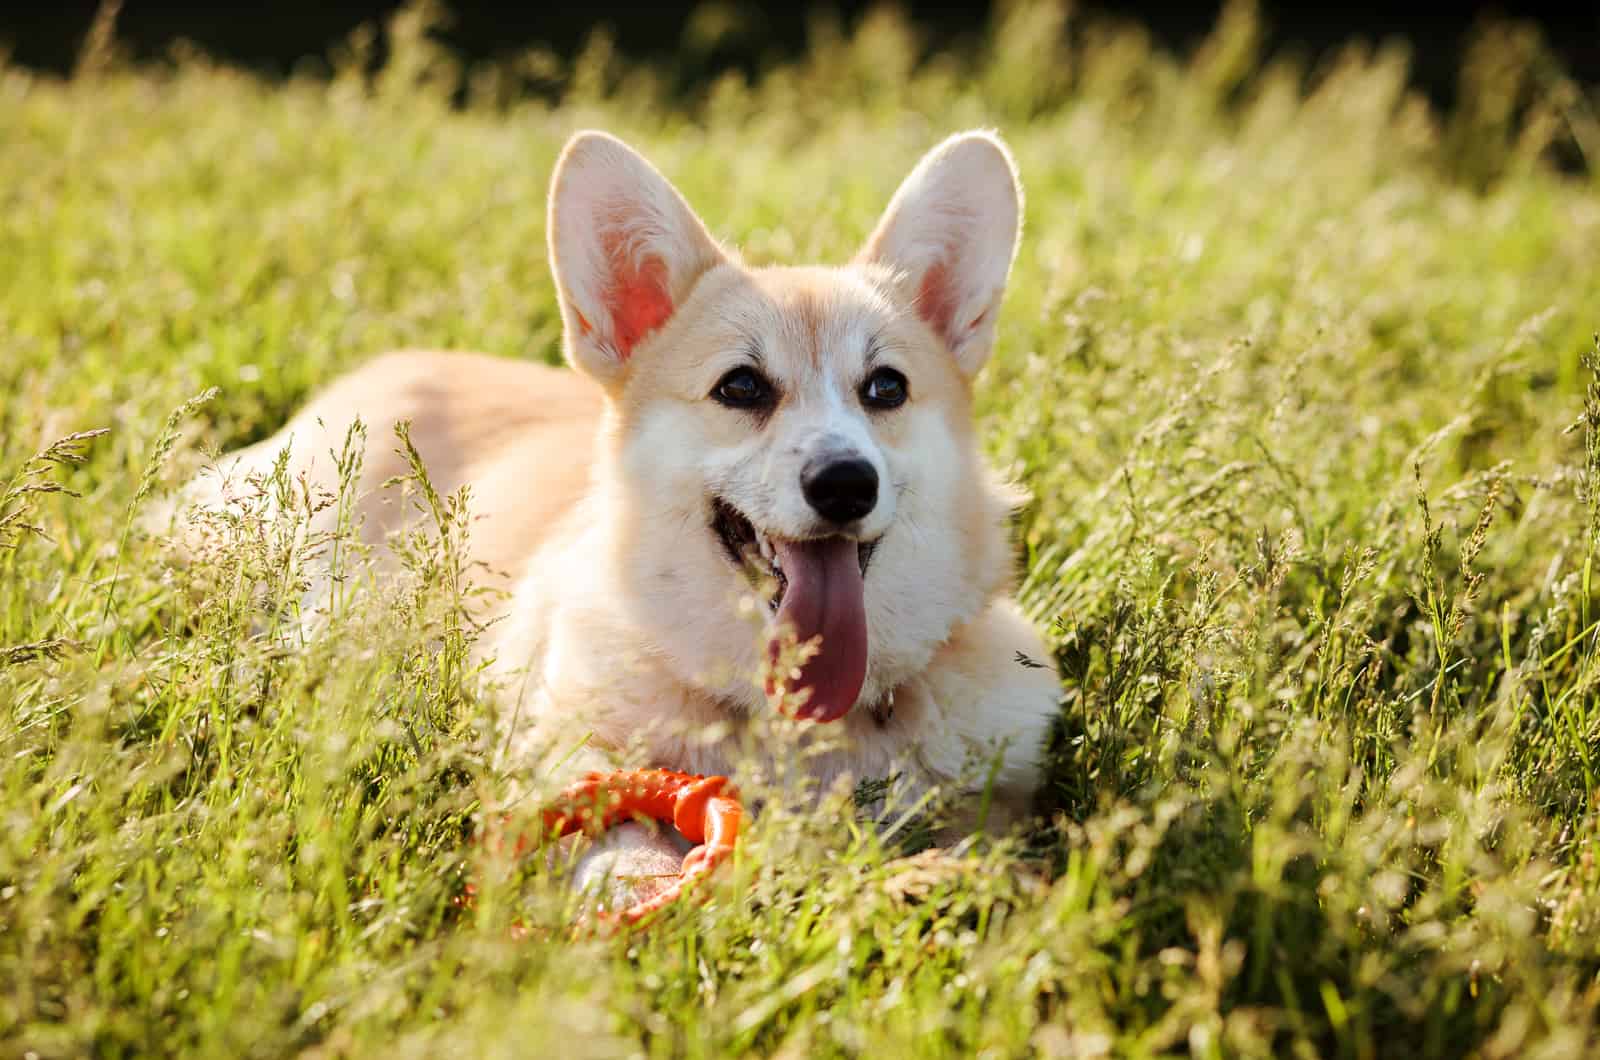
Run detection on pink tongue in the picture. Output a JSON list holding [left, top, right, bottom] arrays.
[[767, 537, 868, 722]]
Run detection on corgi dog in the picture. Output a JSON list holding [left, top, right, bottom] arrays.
[[185, 129, 1060, 898]]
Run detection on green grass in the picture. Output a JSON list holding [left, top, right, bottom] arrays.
[[5, 1, 1600, 1055]]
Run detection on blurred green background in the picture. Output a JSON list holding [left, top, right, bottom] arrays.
[[7, 1, 1597, 108]]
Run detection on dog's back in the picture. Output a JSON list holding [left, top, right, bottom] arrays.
[[183, 350, 604, 605]]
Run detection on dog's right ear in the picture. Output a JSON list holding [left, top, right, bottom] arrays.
[[856, 131, 1022, 379], [547, 131, 727, 388]]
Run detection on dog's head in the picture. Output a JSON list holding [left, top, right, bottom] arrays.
[[548, 130, 1022, 722]]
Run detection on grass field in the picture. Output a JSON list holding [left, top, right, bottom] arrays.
[[5, 1, 1600, 1055]]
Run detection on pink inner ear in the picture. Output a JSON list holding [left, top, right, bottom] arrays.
[[605, 251, 674, 359], [916, 261, 958, 344]]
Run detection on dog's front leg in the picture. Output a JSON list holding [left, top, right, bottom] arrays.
[[569, 820, 695, 913], [911, 598, 1062, 834]]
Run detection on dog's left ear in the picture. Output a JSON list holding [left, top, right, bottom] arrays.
[[548, 131, 728, 388], [856, 131, 1022, 378]]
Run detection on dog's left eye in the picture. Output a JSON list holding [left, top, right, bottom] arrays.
[[860, 367, 909, 410], [712, 366, 775, 410]]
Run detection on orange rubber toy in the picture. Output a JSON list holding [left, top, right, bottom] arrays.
[[498, 769, 744, 927]]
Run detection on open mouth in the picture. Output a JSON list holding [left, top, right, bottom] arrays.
[[711, 497, 877, 723], [712, 498, 877, 610]]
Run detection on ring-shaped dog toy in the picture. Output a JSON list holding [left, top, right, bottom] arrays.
[[487, 769, 743, 928]]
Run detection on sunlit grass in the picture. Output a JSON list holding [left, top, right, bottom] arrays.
[[3, 1, 1600, 1055]]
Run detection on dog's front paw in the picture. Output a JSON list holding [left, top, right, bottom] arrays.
[[570, 821, 692, 914]]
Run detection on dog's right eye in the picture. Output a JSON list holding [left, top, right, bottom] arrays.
[[711, 367, 774, 410]]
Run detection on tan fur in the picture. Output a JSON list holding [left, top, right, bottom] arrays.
[[182, 130, 1061, 897]]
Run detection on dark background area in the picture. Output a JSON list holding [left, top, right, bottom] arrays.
[[3, 2, 1596, 108]]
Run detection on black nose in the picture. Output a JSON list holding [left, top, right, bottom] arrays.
[[801, 455, 879, 524]]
